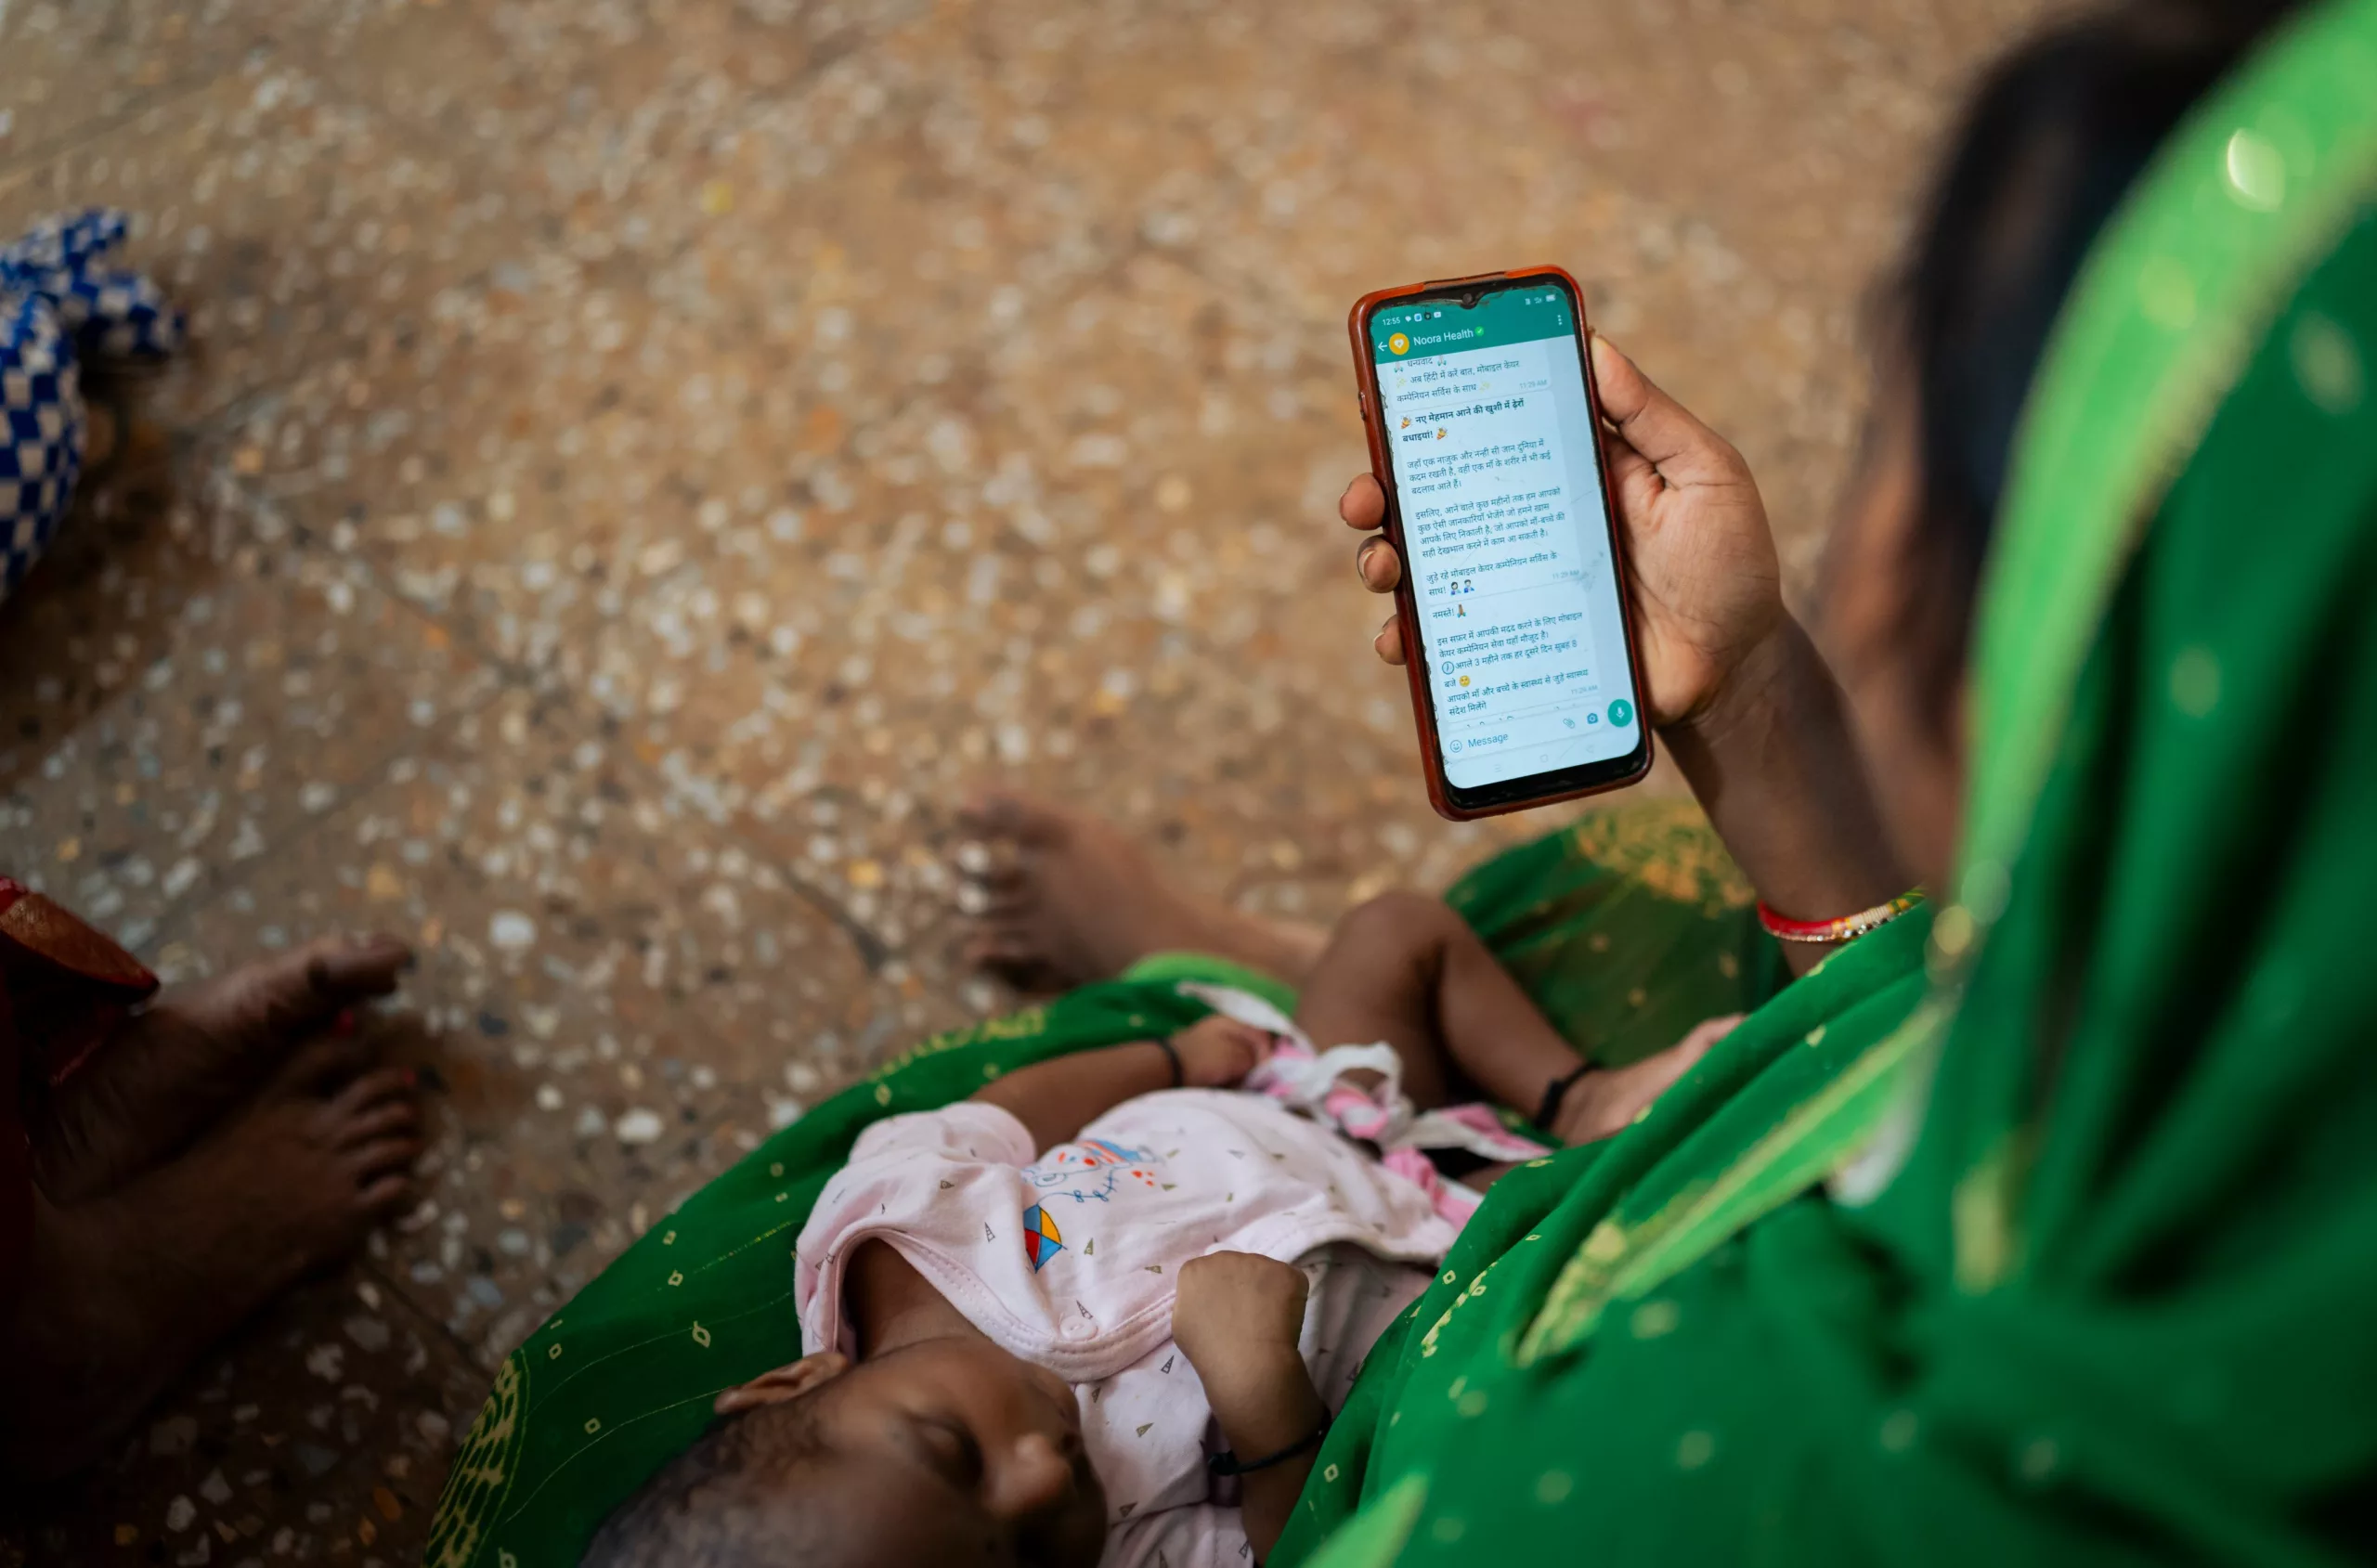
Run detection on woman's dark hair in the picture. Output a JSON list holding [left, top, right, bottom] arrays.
[[1891, 0, 2307, 709]]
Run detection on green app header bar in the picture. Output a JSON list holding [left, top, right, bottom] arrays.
[[1370, 285, 1575, 364]]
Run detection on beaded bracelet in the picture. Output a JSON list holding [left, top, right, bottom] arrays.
[[1756, 892, 1923, 945]]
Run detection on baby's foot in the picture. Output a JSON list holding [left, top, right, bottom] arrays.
[[3, 1034, 422, 1480], [32, 932, 410, 1203], [955, 791, 1325, 994], [1551, 1015, 1743, 1146]]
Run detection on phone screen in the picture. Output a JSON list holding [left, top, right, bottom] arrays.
[[1368, 279, 1645, 804]]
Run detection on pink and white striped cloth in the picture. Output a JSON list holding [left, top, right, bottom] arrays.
[[1174, 982, 1552, 1226]]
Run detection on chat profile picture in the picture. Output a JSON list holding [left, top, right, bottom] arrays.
[[1387, 330, 1410, 355]]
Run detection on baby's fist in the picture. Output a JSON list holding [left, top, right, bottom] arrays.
[[1173, 1251, 1309, 1361], [1170, 1015, 1269, 1089], [1174, 1252, 1315, 1441]]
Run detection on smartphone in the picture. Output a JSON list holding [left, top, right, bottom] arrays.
[[1348, 267, 1653, 820]]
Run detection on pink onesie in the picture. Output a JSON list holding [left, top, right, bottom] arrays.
[[796, 1089, 1460, 1567]]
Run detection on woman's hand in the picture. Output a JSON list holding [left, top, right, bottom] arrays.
[[1346, 333, 1784, 728], [1169, 1015, 1270, 1089], [1345, 333, 1909, 965]]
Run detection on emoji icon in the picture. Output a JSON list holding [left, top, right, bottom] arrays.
[[1399, 417, 1410, 429], [1459, 676, 1471, 688], [1387, 331, 1410, 356], [1435, 428, 1447, 440]]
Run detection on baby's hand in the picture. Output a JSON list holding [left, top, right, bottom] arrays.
[[1173, 1251, 1310, 1414], [1174, 1252, 1325, 1469], [1169, 1015, 1269, 1089], [1175, 1251, 1308, 1354]]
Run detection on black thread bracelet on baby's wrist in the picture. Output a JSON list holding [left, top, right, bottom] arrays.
[[1151, 1036, 1185, 1089], [1207, 1413, 1331, 1477]]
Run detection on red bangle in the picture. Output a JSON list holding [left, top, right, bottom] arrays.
[[1756, 893, 1922, 945]]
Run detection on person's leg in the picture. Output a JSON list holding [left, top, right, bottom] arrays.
[[31, 932, 411, 1203], [956, 792, 1329, 993], [1293, 891, 1578, 1114], [2, 1030, 422, 1481], [1295, 892, 1729, 1146]]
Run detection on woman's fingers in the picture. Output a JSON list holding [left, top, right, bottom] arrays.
[[1356, 535, 1401, 592], [1597, 413, 1660, 494], [1589, 334, 1742, 486], [1344, 473, 1403, 664], [1338, 473, 1386, 531]]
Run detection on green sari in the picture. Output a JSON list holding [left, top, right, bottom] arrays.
[[425, 801, 1783, 1567], [1275, 3, 2377, 1563]]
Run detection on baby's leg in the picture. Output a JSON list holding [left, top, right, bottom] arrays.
[[1293, 892, 1584, 1118], [1295, 893, 1728, 1144]]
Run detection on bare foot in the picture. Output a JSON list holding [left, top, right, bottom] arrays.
[[2, 1033, 422, 1481], [1552, 1015, 1742, 1146], [955, 792, 1327, 995], [32, 933, 410, 1204]]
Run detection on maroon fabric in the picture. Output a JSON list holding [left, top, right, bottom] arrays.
[[0, 877, 158, 1312], [0, 1024, 27, 1315]]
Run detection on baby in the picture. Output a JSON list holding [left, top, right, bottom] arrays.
[[586, 897, 1725, 1567]]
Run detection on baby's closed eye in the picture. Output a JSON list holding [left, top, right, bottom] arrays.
[[904, 1413, 985, 1485]]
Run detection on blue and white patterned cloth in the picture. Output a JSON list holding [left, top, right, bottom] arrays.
[[1, 209, 183, 603]]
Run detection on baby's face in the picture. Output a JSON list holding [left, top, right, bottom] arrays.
[[786, 1336, 1108, 1568]]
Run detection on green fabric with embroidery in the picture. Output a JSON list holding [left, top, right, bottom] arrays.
[[1273, 910, 1937, 1565], [425, 800, 1776, 1566], [1275, 6, 2377, 1564]]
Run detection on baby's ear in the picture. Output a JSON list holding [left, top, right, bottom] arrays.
[[715, 1353, 851, 1415]]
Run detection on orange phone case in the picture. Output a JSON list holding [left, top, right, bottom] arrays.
[[1348, 266, 1654, 821]]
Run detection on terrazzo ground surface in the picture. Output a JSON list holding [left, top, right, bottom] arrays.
[[1, 0, 2043, 1559]]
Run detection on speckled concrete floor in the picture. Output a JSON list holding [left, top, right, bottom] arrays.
[[0, 0, 2041, 1559]]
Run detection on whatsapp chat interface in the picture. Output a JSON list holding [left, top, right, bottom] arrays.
[[1372, 288, 1638, 789]]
